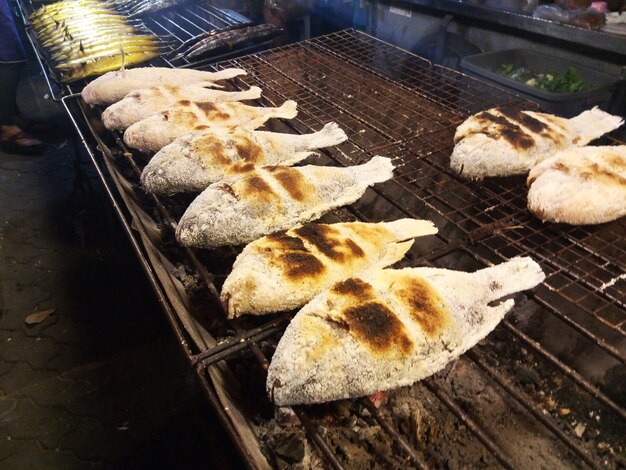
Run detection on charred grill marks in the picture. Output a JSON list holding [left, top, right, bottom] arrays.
[[548, 158, 626, 185], [197, 138, 228, 166], [498, 108, 566, 143], [195, 101, 216, 112], [240, 175, 278, 203], [265, 232, 308, 251], [270, 167, 311, 202], [586, 162, 626, 185], [607, 153, 626, 170], [264, 233, 325, 281], [331, 278, 414, 354], [342, 302, 413, 354], [263, 224, 367, 281], [395, 277, 449, 336], [294, 224, 365, 262], [194, 101, 231, 120], [498, 108, 548, 134], [279, 252, 326, 279], [478, 111, 535, 150], [332, 277, 374, 298], [235, 138, 262, 164]]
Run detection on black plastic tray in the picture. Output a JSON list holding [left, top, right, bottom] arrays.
[[461, 48, 624, 116]]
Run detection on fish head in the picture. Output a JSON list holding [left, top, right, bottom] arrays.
[[142, 144, 208, 194], [123, 112, 176, 153], [101, 101, 131, 131], [81, 83, 98, 105]]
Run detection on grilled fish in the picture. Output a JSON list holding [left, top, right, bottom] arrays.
[[124, 0, 187, 17], [171, 23, 253, 57], [60, 51, 161, 83], [123, 100, 298, 153], [81, 67, 246, 105], [267, 257, 545, 405], [102, 84, 262, 130], [30, 0, 164, 82], [141, 122, 347, 194], [176, 156, 395, 249], [451, 107, 623, 179], [42, 25, 141, 48], [51, 34, 157, 61], [180, 24, 282, 61], [221, 219, 438, 318], [527, 146, 626, 225], [55, 42, 162, 70]]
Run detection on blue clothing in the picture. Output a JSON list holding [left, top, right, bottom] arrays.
[[0, 0, 26, 62]]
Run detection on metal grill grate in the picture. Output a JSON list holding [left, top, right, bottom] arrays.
[[207, 30, 625, 468], [55, 28, 625, 469]]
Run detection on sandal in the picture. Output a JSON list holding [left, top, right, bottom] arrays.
[[14, 116, 58, 138], [1, 125, 46, 155]]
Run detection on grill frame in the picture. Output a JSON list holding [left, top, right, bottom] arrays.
[[24, 20, 626, 469]]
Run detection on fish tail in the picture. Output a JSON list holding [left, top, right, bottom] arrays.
[[383, 219, 438, 241], [301, 122, 347, 149], [353, 156, 394, 185], [270, 100, 298, 120], [568, 106, 623, 145], [475, 256, 545, 303], [207, 67, 247, 81], [229, 86, 262, 102], [377, 239, 415, 267]]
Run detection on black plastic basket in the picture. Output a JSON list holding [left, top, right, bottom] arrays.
[[461, 48, 624, 117]]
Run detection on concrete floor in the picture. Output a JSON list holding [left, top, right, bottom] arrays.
[[0, 63, 240, 468]]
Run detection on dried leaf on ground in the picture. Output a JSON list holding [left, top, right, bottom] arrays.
[[25, 308, 56, 325]]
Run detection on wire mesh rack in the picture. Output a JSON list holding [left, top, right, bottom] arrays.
[[56, 28, 625, 469]]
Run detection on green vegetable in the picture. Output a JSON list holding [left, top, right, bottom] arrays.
[[498, 64, 588, 93]]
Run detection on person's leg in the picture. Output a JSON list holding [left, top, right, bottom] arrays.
[[0, 61, 24, 126], [0, 0, 45, 154], [0, 61, 46, 154]]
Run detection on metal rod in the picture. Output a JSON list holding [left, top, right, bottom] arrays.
[[532, 293, 626, 363], [197, 325, 284, 367], [292, 407, 346, 470], [361, 400, 430, 470], [423, 380, 515, 470], [245, 341, 271, 370], [493, 230, 626, 345], [468, 351, 602, 470], [194, 364, 266, 470], [503, 320, 626, 421], [191, 315, 289, 365]]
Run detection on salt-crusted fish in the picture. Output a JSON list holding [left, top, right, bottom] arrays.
[[102, 84, 262, 130], [123, 100, 297, 153], [176, 156, 394, 249], [141, 122, 347, 194], [81, 66, 246, 105], [221, 219, 438, 318], [451, 106, 623, 179], [527, 146, 626, 225], [267, 257, 545, 405]]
